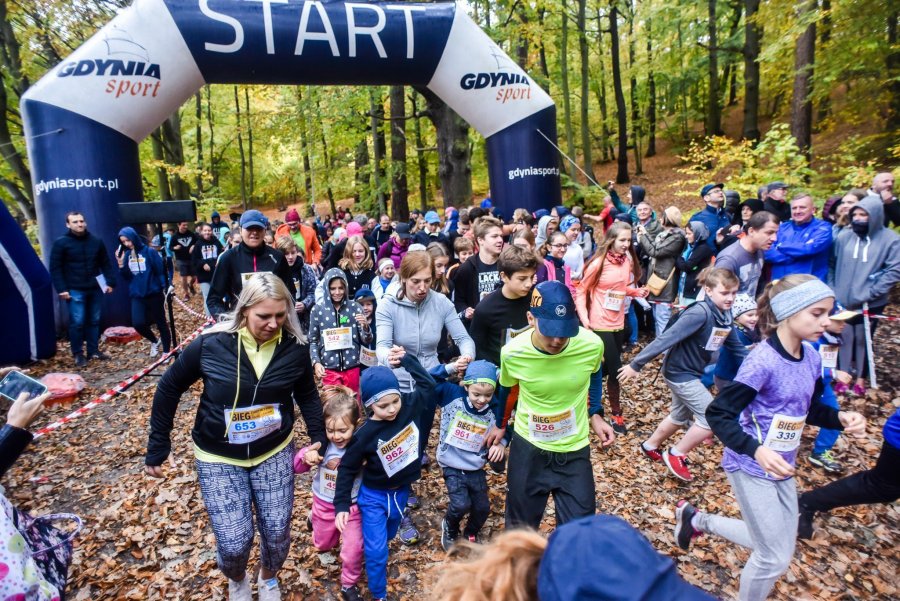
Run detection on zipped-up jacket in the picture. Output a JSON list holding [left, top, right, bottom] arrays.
[[206, 242, 296, 318], [308, 268, 372, 371]]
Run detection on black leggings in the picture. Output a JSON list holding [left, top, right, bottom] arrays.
[[132, 293, 171, 352], [800, 440, 900, 513], [594, 329, 625, 416]]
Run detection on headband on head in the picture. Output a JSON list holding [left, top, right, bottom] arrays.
[[770, 279, 834, 322]]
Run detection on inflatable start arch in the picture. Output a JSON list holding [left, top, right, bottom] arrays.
[[21, 0, 561, 325]]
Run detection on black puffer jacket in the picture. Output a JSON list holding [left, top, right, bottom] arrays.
[[206, 242, 296, 318], [48, 230, 116, 292], [145, 330, 326, 465]]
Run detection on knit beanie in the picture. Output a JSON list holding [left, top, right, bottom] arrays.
[[360, 366, 401, 407], [732, 293, 757, 318]]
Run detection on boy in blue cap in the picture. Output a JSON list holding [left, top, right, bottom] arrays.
[[430, 358, 507, 550], [492, 280, 616, 529]]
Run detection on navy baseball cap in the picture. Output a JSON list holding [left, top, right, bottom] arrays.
[[394, 222, 412, 239], [700, 183, 724, 198], [529, 281, 579, 338], [240, 210, 268, 229], [767, 181, 789, 191]]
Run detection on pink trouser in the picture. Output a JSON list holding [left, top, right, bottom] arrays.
[[311, 495, 363, 587], [323, 367, 361, 397]]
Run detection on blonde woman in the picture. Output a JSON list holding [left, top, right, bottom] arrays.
[[145, 273, 326, 601]]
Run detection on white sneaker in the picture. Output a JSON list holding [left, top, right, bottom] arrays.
[[149, 342, 160, 358], [258, 574, 281, 601], [228, 574, 252, 601]]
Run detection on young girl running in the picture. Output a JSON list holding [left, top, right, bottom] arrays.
[[294, 388, 365, 601], [674, 275, 866, 601], [536, 230, 576, 295], [334, 349, 435, 601], [621, 268, 748, 481], [339, 235, 376, 297], [575, 222, 648, 435]]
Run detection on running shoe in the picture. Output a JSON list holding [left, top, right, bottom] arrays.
[[674, 500, 702, 550], [258, 575, 281, 601], [407, 494, 420, 509], [611, 415, 628, 435], [150, 341, 160, 358], [639, 441, 663, 463], [852, 383, 867, 397], [74, 354, 88, 368], [809, 450, 844, 473], [440, 518, 458, 552], [340, 585, 364, 601], [663, 450, 694, 482], [797, 504, 816, 540], [834, 382, 850, 396], [90, 351, 110, 361], [227, 574, 252, 601], [398, 512, 420, 545]]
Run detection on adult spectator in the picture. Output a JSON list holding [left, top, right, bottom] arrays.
[[49, 212, 116, 367], [689, 183, 731, 249], [868, 171, 899, 227], [676, 222, 715, 305], [734, 198, 764, 229], [366, 216, 377, 235], [168, 221, 198, 299], [763, 181, 791, 222], [146, 274, 326, 601], [117, 227, 171, 357], [639, 207, 686, 336], [206, 210, 296, 320], [408, 208, 423, 229], [452, 216, 505, 318], [321, 215, 377, 272], [190, 223, 225, 317], [210, 211, 230, 245], [376, 222, 412, 269], [830, 196, 900, 395], [373, 214, 393, 248], [609, 183, 646, 224], [274, 208, 322, 266], [714, 211, 779, 295], [723, 189, 741, 222], [764, 193, 832, 280], [414, 211, 450, 249]]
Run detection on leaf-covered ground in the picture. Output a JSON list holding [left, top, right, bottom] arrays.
[[3, 294, 897, 600]]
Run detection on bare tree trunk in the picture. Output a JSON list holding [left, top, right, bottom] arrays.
[[234, 86, 247, 209], [206, 86, 217, 188], [886, 9, 900, 132], [370, 90, 386, 216], [577, 0, 595, 180], [790, 0, 816, 160], [411, 93, 429, 211], [627, 2, 642, 175], [706, 0, 723, 136], [610, 3, 629, 183], [296, 89, 313, 210], [151, 131, 172, 201], [418, 87, 472, 210], [195, 92, 203, 197], [538, 8, 551, 91], [0, 0, 33, 217], [742, 0, 762, 141], [816, 0, 832, 125], [353, 119, 369, 206], [244, 88, 254, 201], [646, 18, 657, 158], [595, 10, 614, 162], [560, 0, 577, 180], [389, 85, 409, 220]]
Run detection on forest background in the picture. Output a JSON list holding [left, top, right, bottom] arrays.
[[1, 0, 899, 239]]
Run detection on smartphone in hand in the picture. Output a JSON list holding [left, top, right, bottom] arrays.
[[0, 371, 48, 403]]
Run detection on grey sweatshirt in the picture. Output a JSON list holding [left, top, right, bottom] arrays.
[[828, 196, 900, 310], [629, 298, 748, 382]]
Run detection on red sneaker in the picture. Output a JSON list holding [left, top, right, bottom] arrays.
[[663, 450, 694, 482], [640, 442, 663, 463]]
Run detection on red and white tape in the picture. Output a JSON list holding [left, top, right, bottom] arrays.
[[170, 293, 212, 321], [32, 322, 209, 440]]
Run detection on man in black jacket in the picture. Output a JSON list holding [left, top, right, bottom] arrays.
[[190, 223, 224, 317], [49, 212, 116, 366], [762, 182, 791, 222], [206, 210, 296, 319]]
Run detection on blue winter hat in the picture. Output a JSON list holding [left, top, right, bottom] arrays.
[[354, 288, 376, 302], [461, 360, 498, 388], [424, 210, 441, 224], [529, 281, 579, 338], [538, 515, 715, 601], [360, 366, 401, 407], [240, 209, 268, 229], [480, 198, 492, 209], [559, 214, 580, 233], [554, 205, 570, 218], [534, 208, 550, 220]]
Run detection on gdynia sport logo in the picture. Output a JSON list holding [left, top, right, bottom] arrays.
[[56, 26, 161, 99], [459, 44, 533, 104]]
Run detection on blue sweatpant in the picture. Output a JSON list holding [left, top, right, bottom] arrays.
[[813, 384, 840, 455], [357, 484, 409, 599]]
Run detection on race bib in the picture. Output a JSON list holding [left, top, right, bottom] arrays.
[[504, 325, 531, 346], [762, 413, 806, 452], [603, 290, 625, 311], [201, 245, 218, 260], [705, 327, 731, 351], [819, 344, 838, 369], [320, 467, 339, 501], [127, 255, 146, 274], [224, 403, 282, 444], [323, 327, 353, 352], [359, 346, 377, 367], [240, 272, 257, 287], [444, 411, 490, 453], [528, 408, 576, 442], [377, 423, 420, 477]]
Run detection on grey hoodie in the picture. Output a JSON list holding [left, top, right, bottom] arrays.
[[308, 268, 372, 370], [375, 289, 475, 392], [829, 196, 900, 310]]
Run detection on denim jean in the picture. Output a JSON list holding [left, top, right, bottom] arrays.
[[442, 467, 490, 537], [67, 288, 103, 357], [627, 304, 639, 344], [653, 302, 673, 338]]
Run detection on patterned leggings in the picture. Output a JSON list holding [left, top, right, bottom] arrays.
[[195, 444, 295, 581]]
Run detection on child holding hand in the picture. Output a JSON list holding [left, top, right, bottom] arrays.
[[294, 388, 365, 601], [430, 358, 507, 550]]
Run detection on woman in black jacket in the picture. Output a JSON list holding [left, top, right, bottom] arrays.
[[676, 221, 715, 305], [145, 273, 326, 600]]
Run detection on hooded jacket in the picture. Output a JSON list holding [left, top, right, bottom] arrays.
[[49, 229, 116, 292], [375, 289, 475, 392], [376, 237, 408, 269], [206, 242, 296, 318], [610, 185, 649, 225], [190, 233, 224, 284], [308, 268, 372, 371], [274, 222, 322, 265], [640, 227, 687, 303], [676, 222, 715, 301], [765, 216, 833, 281], [118, 227, 165, 298], [829, 195, 900, 309], [535, 215, 555, 247], [689, 204, 732, 249]]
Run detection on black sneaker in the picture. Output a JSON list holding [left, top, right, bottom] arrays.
[[674, 500, 702, 551], [611, 415, 628, 435], [74, 354, 88, 367], [340, 584, 363, 601], [809, 451, 844, 473], [797, 503, 816, 540], [89, 351, 110, 361], [440, 518, 458, 552]]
